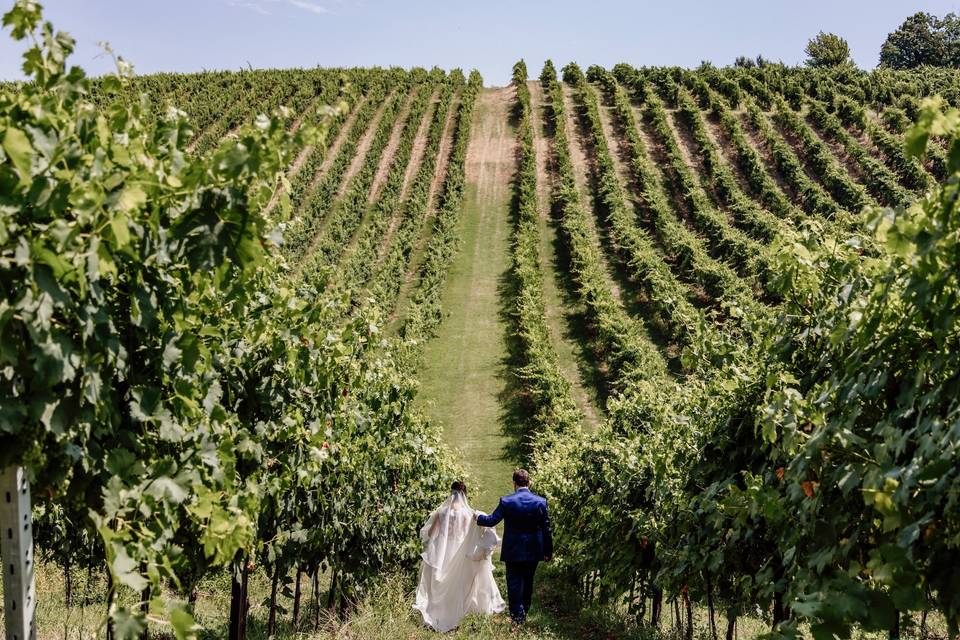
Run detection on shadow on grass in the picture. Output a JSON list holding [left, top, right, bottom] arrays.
[[535, 84, 613, 410], [535, 88, 611, 409], [309, 565, 655, 640], [494, 87, 608, 464], [546, 197, 615, 408]]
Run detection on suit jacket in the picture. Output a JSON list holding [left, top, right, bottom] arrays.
[[476, 488, 553, 563]]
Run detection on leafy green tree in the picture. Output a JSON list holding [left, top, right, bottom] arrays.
[[940, 13, 960, 66], [880, 12, 949, 68], [805, 31, 853, 67]]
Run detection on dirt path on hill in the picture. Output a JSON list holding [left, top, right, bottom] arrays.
[[293, 96, 365, 182], [368, 93, 440, 267], [800, 111, 877, 199], [735, 110, 806, 205], [427, 97, 460, 208], [587, 87, 687, 365], [288, 94, 319, 135], [401, 91, 440, 200], [701, 112, 776, 207], [308, 95, 367, 187], [663, 106, 755, 231], [338, 93, 428, 264]]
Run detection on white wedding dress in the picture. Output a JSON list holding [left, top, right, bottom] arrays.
[[413, 490, 505, 631]]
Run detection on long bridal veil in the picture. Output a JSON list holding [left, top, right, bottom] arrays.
[[413, 490, 505, 631]]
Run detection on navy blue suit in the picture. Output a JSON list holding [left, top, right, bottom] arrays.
[[476, 488, 553, 623]]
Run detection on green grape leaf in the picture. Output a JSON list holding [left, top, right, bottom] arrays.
[[116, 184, 146, 212], [111, 544, 149, 592], [904, 125, 929, 159], [110, 213, 131, 248], [169, 606, 198, 640], [2, 126, 34, 183], [111, 609, 146, 640]]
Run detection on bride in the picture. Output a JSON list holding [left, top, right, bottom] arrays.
[[413, 481, 505, 631]]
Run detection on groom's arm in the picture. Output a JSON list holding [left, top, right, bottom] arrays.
[[541, 500, 553, 560], [476, 500, 504, 527]]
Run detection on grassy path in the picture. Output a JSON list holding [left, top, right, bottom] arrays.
[[416, 87, 517, 510]]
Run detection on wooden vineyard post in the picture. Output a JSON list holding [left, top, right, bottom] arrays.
[[1, 466, 37, 640]]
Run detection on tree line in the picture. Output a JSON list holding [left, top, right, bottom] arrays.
[[736, 12, 960, 71]]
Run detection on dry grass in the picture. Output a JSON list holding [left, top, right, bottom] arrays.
[[25, 559, 949, 640]]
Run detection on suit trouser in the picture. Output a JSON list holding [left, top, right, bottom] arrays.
[[504, 561, 539, 622]]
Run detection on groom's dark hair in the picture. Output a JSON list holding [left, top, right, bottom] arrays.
[[513, 469, 530, 487]]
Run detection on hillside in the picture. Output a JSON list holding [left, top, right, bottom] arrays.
[[4, 12, 960, 637]]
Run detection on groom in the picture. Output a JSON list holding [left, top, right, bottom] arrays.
[[476, 469, 553, 624]]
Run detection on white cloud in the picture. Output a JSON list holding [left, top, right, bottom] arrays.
[[224, 0, 272, 14], [246, 2, 273, 14], [285, 0, 330, 14], [224, 0, 335, 16]]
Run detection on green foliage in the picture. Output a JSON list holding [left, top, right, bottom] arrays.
[[506, 60, 584, 444], [537, 66, 960, 636], [541, 63, 674, 385], [771, 97, 877, 210], [882, 106, 911, 133], [609, 66, 768, 319], [642, 75, 774, 291], [400, 70, 482, 349], [804, 31, 853, 68], [282, 76, 399, 263], [686, 73, 806, 226], [296, 87, 410, 282], [366, 72, 462, 319], [734, 55, 775, 69], [746, 96, 960, 636], [0, 2, 456, 636], [336, 69, 444, 295], [880, 12, 960, 69], [743, 95, 846, 222], [9, 3, 960, 636], [672, 84, 786, 242], [804, 98, 913, 206]]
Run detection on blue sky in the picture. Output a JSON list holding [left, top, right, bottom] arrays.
[[2, 0, 960, 85]]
